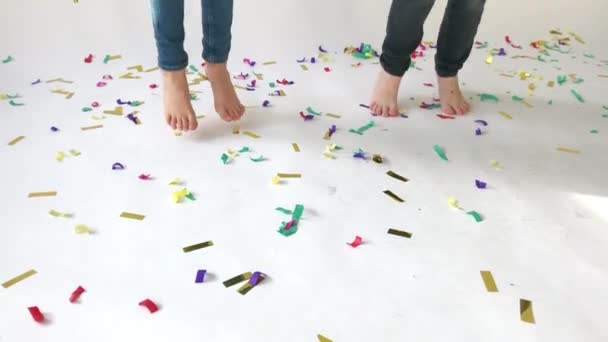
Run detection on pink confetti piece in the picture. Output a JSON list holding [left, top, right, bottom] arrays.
[[284, 220, 297, 230], [138, 174, 152, 180], [437, 114, 455, 119], [247, 79, 257, 88], [102, 75, 113, 80], [423, 82, 434, 87], [505, 35, 522, 49], [84, 54, 93, 63], [149, 83, 158, 89], [69, 286, 86, 303], [324, 67, 331, 72], [347, 235, 363, 248], [138, 299, 159, 313], [91, 101, 100, 107], [243, 58, 256, 67], [276, 78, 294, 85], [96, 81, 107, 87], [28, 306, 45, 323]]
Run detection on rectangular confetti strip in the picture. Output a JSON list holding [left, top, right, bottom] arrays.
[[243, 130, 260, 139], [2, 269, 37, 288], [480, 271, 498, 292], [300, 64, 308, 71], [103, 107, 124, 115], [386, 170, 409, 183], [182, 240, 214, 253], [387, 228, 412, 238], [7, 136, 25, 146], [292, 143, 300, 152], [520, 299, 535, 324], [28, 191, 57, 198], [237, 275, 265, 295], [119, 212, 145, 220], [556, 147, 580, 154], [144, 66, 160, 73], [277, 173, 301, 178], [325, 113, 341, 119], [81, 124, 104, 131], [222, 272, 252, 288], [232, 126, 240, 134], [383, 190, 404, 203], [318, 335, 333, 342], [498, 111, 513, 119], [262, 61, 277, 66]]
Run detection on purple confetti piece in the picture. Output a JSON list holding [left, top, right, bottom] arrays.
[[296, 57, 306, 63], [359, 104, 370, 109], [319, 45, 328, 53], [475, 180, 487, 189], [249, 271, 266, 285], [474, 120, 488, 126], [299, 112, 314, 121], [247, 80, 256, 88], [329, 125, 337, 135], [195, 269, 207, 283], [246, 87, 256, 91], [262, 100, 270, 107], [353, 150, 366, 160], [117, 99, 130, 105], [498, 48, 507, 56], [400, 113, 409, 118], [126, 113, 138, 124], [112, 162, 125, 170], [31, 79, 41, 85], [310, 57, 316, 64], [475, 128, 482, 136], [50, 126, 59, 132]]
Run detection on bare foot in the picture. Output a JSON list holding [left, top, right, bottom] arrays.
[[438, 76, 471, 115], [162, 69, 198, 131], [369, 69, 402, 117], [206, 63, 245, 122]]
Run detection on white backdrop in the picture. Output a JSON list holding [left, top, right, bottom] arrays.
[[1, 0, 608, 341]]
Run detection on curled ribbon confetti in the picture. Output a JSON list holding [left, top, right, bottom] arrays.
[[69, 286, 86, 303], [84, 54, 93, 63], [112, 162, 125, 170], [139, 299, 159, 313], [347, 236, 363, 248]]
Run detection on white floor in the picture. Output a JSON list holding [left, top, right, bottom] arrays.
[[1, 1, 608, 341]]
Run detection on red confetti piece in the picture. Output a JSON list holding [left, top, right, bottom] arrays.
[[423, 83, 434, 87], [324, 67, 331, 72], [138, 174, 152, 180], [139, 299, 159, 313], [84, 54, 93, 63], [28, 306, 45, 323], [102, 75, 113, 80], [149, 83, 158, 89], [347, 235, 363, 248], [91, 101, 100, 107], [505, 35, 522, 49], [436, 114, 455, 119], [96, 82, 106, 87], [69, 286, 86, 303]]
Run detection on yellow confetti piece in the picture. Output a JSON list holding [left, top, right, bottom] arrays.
[[56, 151, 65, 161], [568, 31, 585, 44], [173, 188, 189, 203], [106, 54, 122, 61], [232, 126, 240, 134], [144, 66, 160, 73], [499, 73, 514, 78], [174, 131, 183, 136], [485, 55, 493, 64], [448, 197, 460, 209], [480, 271, 498, 292], [46, 78, 73, 84], [528, 83, 536, 91], [196, 114, 205, 120], [292, 143, 300, 152], [127, 65, 144, 72], [74, 224, 90, 234], [318, 334, 333, 342], [227, 149, 239, 157], [490, 160, 503, 170], [49, 210, 71, 218], [28, 191, 57, 198], [7, 136, 25, 146], [243, 130, 260, 139], [2, 269, 37, 288], [521, 99, 534, 108], [599, 74, 608, 78], [300, 64, 308, 71], [498, 111, 513, 119], [119, 72, 141, 79], [277, 173, 301, 178], [323, 152, 336, 159], [325, 113, 341, 119], [271, 174, 280, 185], [69, 149, 81, 156], [91, 115, 106, 120], [547, 80, 555, 87], [556, 147, 580, 154], [103, 106, 123, 116], [81, 124, 104, 131], [120, 212, 145, 220], [168, 178, 182, 186], [520, 299, 536, 324], [233, 85, 248, 90], [262, 61, 276, 66]]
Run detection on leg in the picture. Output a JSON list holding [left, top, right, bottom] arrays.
[[435, 0, 485, 115], [150, 0, 198, 131], [371, 0, 436, 117], [202, 0, 244, 122]]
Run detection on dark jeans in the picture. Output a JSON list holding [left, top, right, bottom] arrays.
[[380, 0, 485, 78], [150, 0, 234, 71]]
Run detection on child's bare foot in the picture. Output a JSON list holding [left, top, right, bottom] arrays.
[[370, 69, 402, 117], [206, 63, 245, 122], [162, 69, 198, 131], [438, 76, 471, 115]]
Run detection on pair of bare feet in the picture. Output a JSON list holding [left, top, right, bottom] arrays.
[[370, 69, 471, 117], [162, 63, 244, 131]]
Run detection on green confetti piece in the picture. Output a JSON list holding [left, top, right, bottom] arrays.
[[512, 95, 523, 102], [550, 59, 559, 63], [238, 146, 250, 153], [185, 192, 195, 201], [571, 89, 585, 103], [557, 75, 568, 85], [433, 145, 448, 161], [467, 211, 483, 222], [537, 55, 546, 62], [408, 61, 416, 69], [188, 65, 199, 73], [603, 114, 608, 118], [292, 204, 304, 221], [221, 153, 230, 164], [573, 78, 584, 84], [190, 94, 198, 101], [9, 100, 24, 106], [2, 55, 13, 63], [475, 41, 488, 49], [603, 105, 608, 111], [275, 207, 292, 215], [543, 43, 571, 54], [182, 240, 214, 253], [548, 100, 553, 105], [250, 155, 265, 162], [129, 101, 143, 107], [103, 54, 110, 64], [584, 53, 595, 58], [590, 129, 598, 134], [479, 93, 499, 102], [349, 121, 375, 135], [278, 223, 298, 236], [81, 107, 92, 112], [306, 106, 322, 115], [6, 94, 20, 99], [269, 82, 276, 88]]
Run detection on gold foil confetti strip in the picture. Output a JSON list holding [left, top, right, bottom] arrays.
[[498, 111, 513, 119], [2, 269, 37, 288], [127, 65, 144, 72], [81, 124, 104, 131], [480, 271, 498, 292], [556, 147, 580, 154], [222, 272, 252, 287], [292, 143, 300, 152], [262, 61, 277, 66], [74, 224, 90, 234], [520, 299, 535, 324], [325, 113, 341, 119], [103, 106, 123, 115], [277, 173, 301, 178], [243, 131, 260, 139], [28, 191, 57, 198], [120, 212, 145, 220], [387, 229, 412, 238], [318, 335, 333, 342], [383, 190, 404, 203], [7, 136, 25, 145], [119, 72, 141, 79], [182, 241, 214, 253]]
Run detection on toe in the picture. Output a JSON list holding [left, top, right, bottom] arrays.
[[389, 106, 400, 117], [165, 114, 172, 126], [442, 105, 455, 115], [371, 104, 379, 115], [170, 116, 178, 130], [381, 106, 389, 117], [176, 118, 184, 131], [189, 116, 198, 130]]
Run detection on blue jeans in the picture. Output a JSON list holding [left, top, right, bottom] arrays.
[[150, 0, 233, 71], [380, 0, 485, 77]]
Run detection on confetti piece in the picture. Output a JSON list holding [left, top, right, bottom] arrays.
[[490, 160, 503, 170], [9, 99, 25, 106], [277, 173, 301, 178], [420, 102, 441, 109], [306, 106, 322, 115], [223, 272, 252, 287], [272, 175, 281, 185], [292, 143, 300, 152], [69, 286, 86, 302], [556, 147, 580, 154], [139, 299, 159, 313], [138, 174, 152, 180], [437, 114, 455, 119], [276, 207, 293, 215], [172, 188, 190, 203], [557, 75, 568, 85], [250, 155, 265, 162], [386, 170, 408, 183], [243, 130, 260, 139], [28, 191, 57, 198], [2, 269, 37, 288], [2, 55, 13, 63], [371, 154, 382, 163], [448, 197, 460, 209], [221, 153, 230, 165], [194, 269, 207, 283], [433, 145, 448, 161], [485, 55, 493, 64], [49, 210, 70, 218], [347, 235, 363, 248], [28, 306, 45, 323], [232, 126, 240, 134], [182, 241, 214, 253], [475, 128, 482, 136], [498, 111, 513, 119], [56, 151, 65, 162], [7, 136, 25, 146], [387, 228, 412, 238], [300, 64, 308, 71], [103, 106, 123, 116], [112, 162, 125, 170], [474, 120, 488, 126], [238, 273, 266, 295], [467, 211, 483, 222], [570, 89, 585, 103], [74, 224, 90, 234], [475, 180, 487, 189], [480, 271, 498, 292], [353, 148, 366, 160], [383, 190, 404, 203], [318, 334, 334, 342], [300, 111, 315, 121], [120, 212, 145, 220], [479, 94, 499, 102], [520, 299, 535, 324], [81, 124, 103, 131], [168, 178, 182, 186], [349, 120, 375, 135], [324, 67, 331, 72], [249, 271, 265, 286]]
